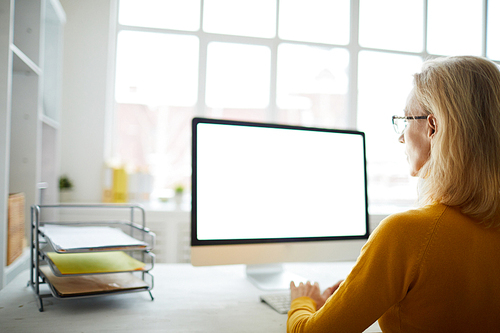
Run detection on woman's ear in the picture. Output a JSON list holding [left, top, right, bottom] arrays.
[[427, 114, 437, 138]]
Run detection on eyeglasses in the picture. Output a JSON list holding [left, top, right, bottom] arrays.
[[392, 115, 428, 134]]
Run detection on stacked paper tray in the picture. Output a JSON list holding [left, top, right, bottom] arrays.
[[30, 204, 156, 311]]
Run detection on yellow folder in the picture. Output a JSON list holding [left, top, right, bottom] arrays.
[[46, 251, 146, 275]]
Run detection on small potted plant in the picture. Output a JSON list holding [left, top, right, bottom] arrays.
[[174, 184, 184, 207], [59, 175, 73, 202]]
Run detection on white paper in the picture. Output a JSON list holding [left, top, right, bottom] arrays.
[[40, 225, 147, 251]]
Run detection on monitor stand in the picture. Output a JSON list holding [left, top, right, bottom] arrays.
[[246, 264, 307, 291]]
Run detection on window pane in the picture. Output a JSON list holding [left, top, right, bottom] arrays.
[[279, 0, 350, 45], [359, 0, 423, 52], [277, 44, 349, 128], [487, 0, 500, 61], [115, 31, 199, 106], [205, 42, 271, 111], [118, 0, 200, 31], [114, 31, 199, 194], [357, 51, 422, 214], [203, 0, 276, 38], [427, 0, 483, 56], [114, 104, 194, 194]]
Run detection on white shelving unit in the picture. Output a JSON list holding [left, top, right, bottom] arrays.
[[0, 0, 65, 290]]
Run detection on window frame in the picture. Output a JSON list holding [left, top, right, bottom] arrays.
[[109, 0, 500, 213]]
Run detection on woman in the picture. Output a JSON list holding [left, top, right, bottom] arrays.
[[287, 56, 500, 332]]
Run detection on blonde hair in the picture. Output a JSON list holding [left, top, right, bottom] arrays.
[[413, 56, 500, 226]]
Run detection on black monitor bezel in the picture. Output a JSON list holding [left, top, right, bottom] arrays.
[[191, 117, 370, 247]]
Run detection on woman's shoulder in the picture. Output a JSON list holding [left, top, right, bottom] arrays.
[[374, 203, 448, 239], [358, 204, 450, 272], [386, 203, 447, 223]]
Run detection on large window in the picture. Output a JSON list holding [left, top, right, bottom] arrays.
[[112, 0, 500, 213]]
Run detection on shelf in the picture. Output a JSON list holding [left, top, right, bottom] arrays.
[[1, 0, 65, 292], [40, 114, 60, 129], [11, 44, 42, 75]]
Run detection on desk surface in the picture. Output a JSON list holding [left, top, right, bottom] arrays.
[[0, 263, 380, 332]]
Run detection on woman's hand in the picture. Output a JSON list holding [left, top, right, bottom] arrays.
[[290, 280, 343, 310]]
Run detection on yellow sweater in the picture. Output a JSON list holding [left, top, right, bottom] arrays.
[[287, 203, 500, 332]]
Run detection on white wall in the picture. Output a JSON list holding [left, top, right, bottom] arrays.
[[59, 0, 114, 202]]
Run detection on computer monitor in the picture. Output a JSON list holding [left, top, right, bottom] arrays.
[[191, 117, 369, 290]]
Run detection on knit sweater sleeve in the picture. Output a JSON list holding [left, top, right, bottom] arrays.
[[287, 205, 445, 333]]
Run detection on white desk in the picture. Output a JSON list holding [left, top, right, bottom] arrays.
[[0, 263, 380, 332]]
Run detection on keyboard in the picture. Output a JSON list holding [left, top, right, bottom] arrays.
[[260, 292, 291, 314]]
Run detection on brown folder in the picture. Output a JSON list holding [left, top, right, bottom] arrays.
[[40, 266, 149, 297]]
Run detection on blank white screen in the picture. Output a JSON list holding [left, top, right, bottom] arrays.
[[196, 122, 367, 240]]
